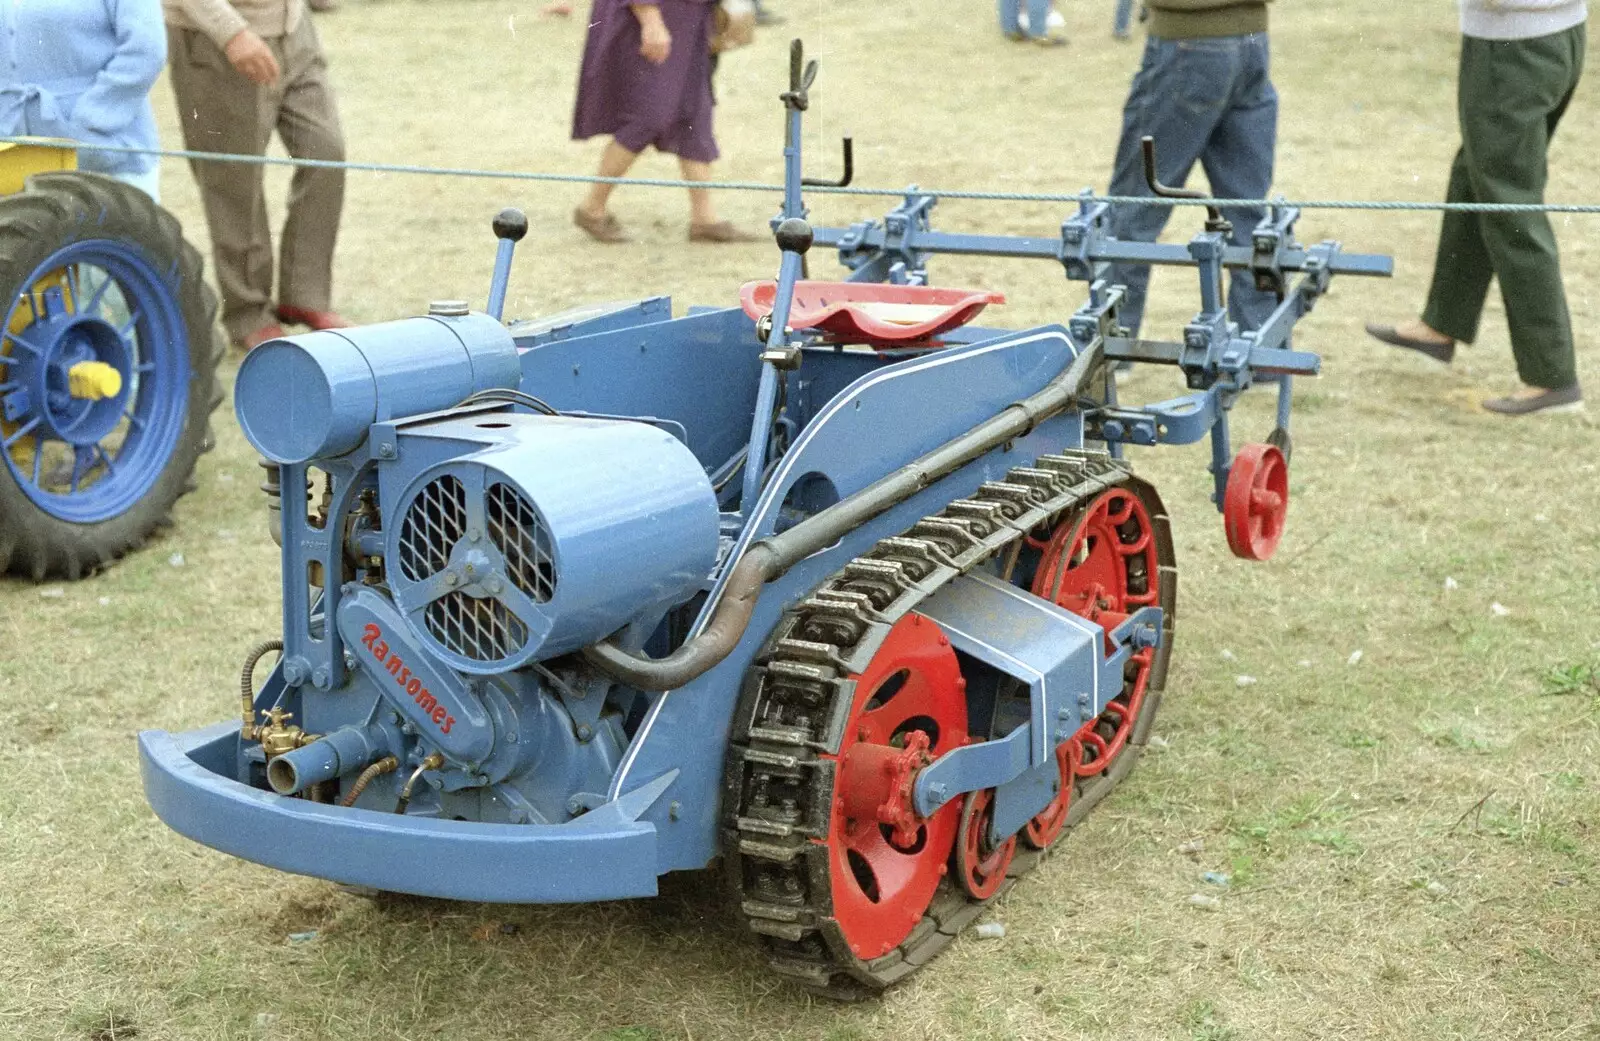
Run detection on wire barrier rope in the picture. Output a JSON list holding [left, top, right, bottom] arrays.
[[13, 137, 1600, 215]]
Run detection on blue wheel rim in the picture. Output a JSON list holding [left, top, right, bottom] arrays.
[[0, 238, 191, 523]]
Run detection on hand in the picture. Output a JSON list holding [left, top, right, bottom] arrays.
[[636, 11, 672, 64], [225, 30, 281, 87]]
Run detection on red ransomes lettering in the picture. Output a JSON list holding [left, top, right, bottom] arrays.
[[361, 622, 452, 739]]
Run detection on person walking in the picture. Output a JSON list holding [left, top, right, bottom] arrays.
[[1365, 0, 1586, 415], [571, 0, 758, 244], [1113, 0, 1145, 39], [0, 0, 167, 201], [999, 0, 1067, 45], [163, 0, 347, 350], [1102, 0, 1275, 345]]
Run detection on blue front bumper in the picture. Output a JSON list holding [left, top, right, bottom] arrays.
[[139, 722, 673, 903]]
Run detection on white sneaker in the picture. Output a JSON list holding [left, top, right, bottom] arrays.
[[1016, 8, 1065, 32]]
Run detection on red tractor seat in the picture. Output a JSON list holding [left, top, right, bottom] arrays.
[[739, 280, 1005, 345]]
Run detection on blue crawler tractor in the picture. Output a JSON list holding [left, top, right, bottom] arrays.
[[139, 45, 1390, 996]]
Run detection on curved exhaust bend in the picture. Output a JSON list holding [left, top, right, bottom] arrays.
[[582, 339, 1107, 692]]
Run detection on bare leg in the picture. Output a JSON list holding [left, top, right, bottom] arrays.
[[680, 158, 717, 226], [581, 140, 639, 219]]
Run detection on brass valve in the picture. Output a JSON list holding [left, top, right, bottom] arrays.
[[253, 706, 318, 759]]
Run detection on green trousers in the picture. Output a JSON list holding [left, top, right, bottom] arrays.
[[1423, 25, 1586, 390]]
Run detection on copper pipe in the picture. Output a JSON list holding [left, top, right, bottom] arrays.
[[340, 756, 399, 808], [238, 639, 284, 740], [394, 753, 444, 814]]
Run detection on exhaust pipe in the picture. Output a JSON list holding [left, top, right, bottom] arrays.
[[266, 724, 392, 795], [583, 339, 1108, 691]]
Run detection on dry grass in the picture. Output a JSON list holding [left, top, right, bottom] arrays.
[[3, 1, 1599, 1038]]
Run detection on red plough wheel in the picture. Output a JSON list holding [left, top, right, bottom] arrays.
[[1223, 442, 1289, 561], [1030, 486, 1162, 786], [826, 613, 968, 960]]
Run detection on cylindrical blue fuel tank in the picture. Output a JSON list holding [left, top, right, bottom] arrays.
[[234, 312, 521, 464], [385, 414, 719, 673]]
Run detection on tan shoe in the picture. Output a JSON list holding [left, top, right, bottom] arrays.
[[573, 207, 630, 243], [689, 220, 763, 243], [1481, 384, 1584, 415]]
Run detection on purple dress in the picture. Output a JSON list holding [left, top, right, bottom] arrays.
[[572, 0, 719, 162]]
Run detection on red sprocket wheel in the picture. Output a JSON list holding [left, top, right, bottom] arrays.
[[826, 613, 968, 960], [1030, 486, 1161, 779], [955, 787, 1017, 899], [1223, 442, 1289, 561], [1021, 735, 1082, 850]]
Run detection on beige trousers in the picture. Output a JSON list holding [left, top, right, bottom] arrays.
[[167, 19, 345, 340]]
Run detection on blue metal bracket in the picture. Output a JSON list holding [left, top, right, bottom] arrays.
[[908, 572, 1163, 843]]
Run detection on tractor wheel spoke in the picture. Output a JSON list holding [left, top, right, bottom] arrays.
[[2, 415, 41, 448], [3, 332, 45, 357]]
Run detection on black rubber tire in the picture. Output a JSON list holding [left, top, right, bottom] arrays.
[[0, 172, 222, 581]]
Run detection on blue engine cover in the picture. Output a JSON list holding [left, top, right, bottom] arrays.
[[233, 311, 521, 464], [383, 411, 718, 674]]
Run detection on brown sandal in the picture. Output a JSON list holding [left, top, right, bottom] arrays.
[[689, 220, 763, 244], [573, 207, 630, 243]]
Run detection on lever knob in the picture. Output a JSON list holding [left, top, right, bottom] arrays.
[[492, 207, 529, 243], [774, 217, 813, 255]]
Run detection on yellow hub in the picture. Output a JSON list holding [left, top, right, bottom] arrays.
[[67, 360, 123, 401]]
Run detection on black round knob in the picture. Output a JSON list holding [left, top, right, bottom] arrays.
[[493, 207, 529, 242], [774, 217, 813, 255]]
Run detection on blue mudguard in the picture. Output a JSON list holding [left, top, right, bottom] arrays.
[[139, 721, 676, 903]]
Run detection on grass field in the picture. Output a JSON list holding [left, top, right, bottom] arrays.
[[3, 1, 1599, 1038]]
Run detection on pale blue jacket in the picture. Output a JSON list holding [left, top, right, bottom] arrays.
[[0, 0, 166, 177]]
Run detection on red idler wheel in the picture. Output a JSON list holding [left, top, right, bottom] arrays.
[[956, 787, 1017, 899], [1031, 486, 1161, 779], [1223, 442, 1289, 561], [1021, 736, 1081, 850], [827, 613, 968, 960]]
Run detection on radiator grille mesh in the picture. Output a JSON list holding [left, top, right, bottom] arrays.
[[425, 590, 529, 663], [487, 482, 556, 603], [397, 474, 467, 583]]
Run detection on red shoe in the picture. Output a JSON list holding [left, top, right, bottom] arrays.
[[275, 305, 350, 330], [237, 323, 285, 351]]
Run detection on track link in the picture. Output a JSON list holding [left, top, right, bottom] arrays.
[[725, 449, 1177, 997]]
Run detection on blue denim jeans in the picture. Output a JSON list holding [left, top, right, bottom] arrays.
[[1106, 33, 1278, 337], [997, 0, 1053, 38], [1113, 0, 1137, 36]]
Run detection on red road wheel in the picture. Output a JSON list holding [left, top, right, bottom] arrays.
[[955, 787, 1017, 899], [1031, 486, 1161, 779], [1223, 442, 1289, 561], [826, 613, 968, 960], [1021, 736, 1082, 850]]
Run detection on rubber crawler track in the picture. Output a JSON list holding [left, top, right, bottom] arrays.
[[723, 448, 1178, 998]]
